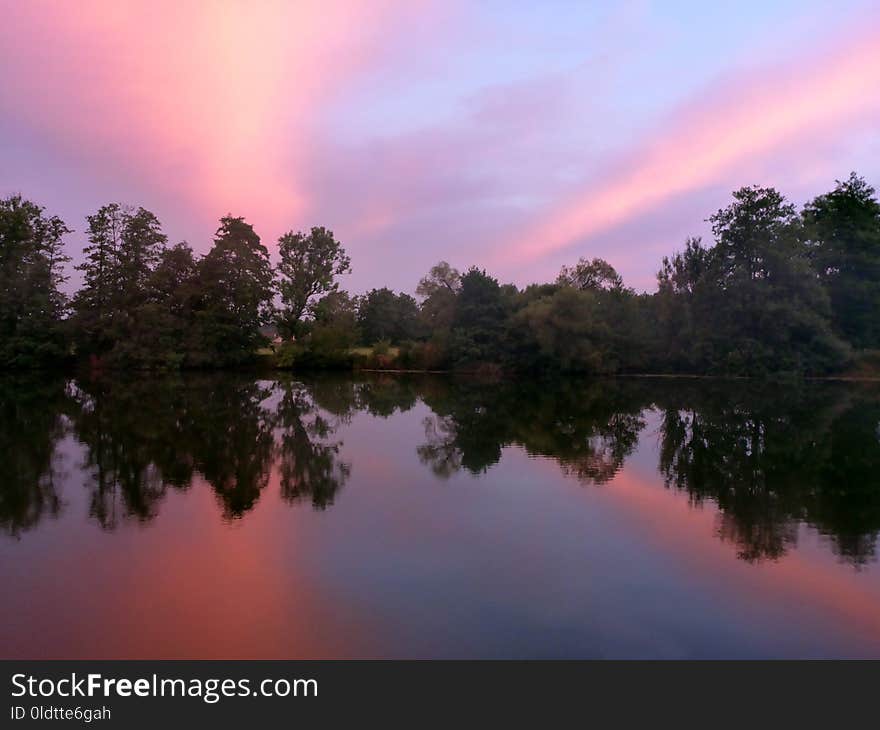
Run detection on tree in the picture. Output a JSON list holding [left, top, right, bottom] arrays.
[[0, 195, 70, 367], [307, 291, 359, 364], [72, 203, 167, 358], [357, 288, 420, 344], [148, 242, 200, 313], [416, 261, 460, 336], [657, 237, 710, 297], [803, 173, 880, 349], [700, 186, 848, 374], [276, 226, 351, 338], [655, 237, 712, 370], [515, 287, 611, 372], [116, 206, 167, 308], [121, 242, 201, 368], [72, 203, 124, 354], [416, 261, 461, 297], [557, 257, 623, 291], [198, 216, 274, 365], [448, 268, 508, 366], [709, 186, 799, 284]]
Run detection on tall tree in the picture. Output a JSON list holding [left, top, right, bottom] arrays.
[[0, 195, 70, 367], [73, 203, 124, 353], [710, 186, 799, 284], [655, 237, 712, 370], [116, 206, 167, 308], [803, 173, 880, 349], [198, 216, 274, 364], [119, 242, 201, 368], [72, 203, 167, 357], [276, 226, 351, 338], [701, 186, 848, 373], [448, 268, 508, 366]]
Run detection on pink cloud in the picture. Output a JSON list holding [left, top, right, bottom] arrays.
[[0, 1, 425, 243], [498, 16, 880, 268]]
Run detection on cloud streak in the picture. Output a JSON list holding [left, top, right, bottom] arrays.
[[0, 1, 416, 240], [499, 17, 880, 268]]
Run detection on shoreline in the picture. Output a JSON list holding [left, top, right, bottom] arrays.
[[3, 364, 880, 383]]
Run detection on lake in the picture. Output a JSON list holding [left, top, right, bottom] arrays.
[[2, 373, 879, 659]]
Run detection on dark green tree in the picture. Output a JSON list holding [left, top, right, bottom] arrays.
[[357, 287, 421, 344], [121, 242, 202, 368], [803, 173, 880, 349], [277, 290, 360, 369], [655, 236, 712, 370], [448, 268, 508, 366], [72, 203, 125, 355], [72, 204, 167, 360], [0, 195, 70, 367], [514, 287, 611, 372], [704, 185, 849, 374], [116, 206, 167, 308], [197, 216, 274, 365]]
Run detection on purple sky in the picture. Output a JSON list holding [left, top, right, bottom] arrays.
[[2, 1, 879, 294]]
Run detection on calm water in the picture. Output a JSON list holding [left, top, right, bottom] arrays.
[[2, 373, 880, 659]]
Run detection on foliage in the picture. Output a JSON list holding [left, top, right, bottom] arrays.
[[357, 287, 420, 344], [803, 173, 880, 349], [416, 260, 460, 335], [652, 188, 852, 375], [196, 216, 274, 366], [448, 268, 506, 367], [0, 195, 70, 367], [557, 257, 623, 291], [2, 174, 879, 376], [276, 226, 350, 338], [72, 204, 167, 359]]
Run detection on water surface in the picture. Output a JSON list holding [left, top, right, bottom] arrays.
[[2, 373, 879, 658]]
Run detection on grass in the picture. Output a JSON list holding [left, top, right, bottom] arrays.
[[350, 346, 400, 358]]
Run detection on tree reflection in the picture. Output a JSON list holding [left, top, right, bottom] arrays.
[[417, 378, 646, 483], [5, 372, 880, 569], [0, 376, 67, 537], [273, 379, 351, 510], [355, 375, 419, 418], [69, 374, 351, 522], [656, 382, 880, 566], [70, 376, 196, 528], [187, 379, 275, 519]]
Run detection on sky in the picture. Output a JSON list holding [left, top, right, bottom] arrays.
[[2, 1, 879, 294]]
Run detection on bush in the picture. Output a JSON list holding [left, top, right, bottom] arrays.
[[275, 342, 305, 369], [372, 339, 392, 357]]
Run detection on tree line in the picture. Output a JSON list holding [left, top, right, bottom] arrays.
[[2, 173, 879, 374]]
